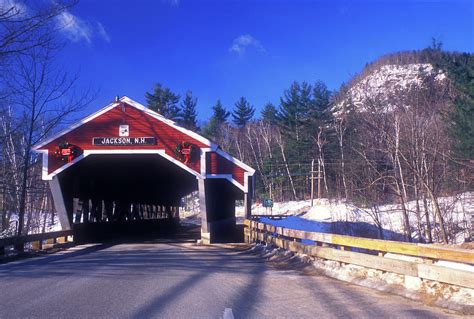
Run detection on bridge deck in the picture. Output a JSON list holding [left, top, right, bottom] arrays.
[[0, 233, 458, 318]]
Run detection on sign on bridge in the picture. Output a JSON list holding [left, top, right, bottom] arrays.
[[92, 137, 156, 146]]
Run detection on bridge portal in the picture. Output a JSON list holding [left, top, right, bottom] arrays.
[[33, 96, 255, 243]]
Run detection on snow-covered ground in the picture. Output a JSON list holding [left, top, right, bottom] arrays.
[[1, 213, 62, 239], [237, 193, 473, 244], [181, 192, 472, 244]]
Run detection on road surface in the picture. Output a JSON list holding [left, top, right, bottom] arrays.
[[0, 236, 460, 318]]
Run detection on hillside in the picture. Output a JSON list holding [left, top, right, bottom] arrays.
[[334, 63, 446, 112]]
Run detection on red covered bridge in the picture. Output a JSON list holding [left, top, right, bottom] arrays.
[[33, 96, 255, 243]]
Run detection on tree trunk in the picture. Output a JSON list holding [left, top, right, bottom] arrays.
[[422, 195, 433, 243]]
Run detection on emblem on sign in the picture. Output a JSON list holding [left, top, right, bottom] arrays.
[[119, 125, 129, 137]]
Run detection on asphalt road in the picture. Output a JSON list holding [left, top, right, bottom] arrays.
[[0, 236, 461, 318]]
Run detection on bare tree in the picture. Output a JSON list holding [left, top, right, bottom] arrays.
[[4, 41, 94, 236]]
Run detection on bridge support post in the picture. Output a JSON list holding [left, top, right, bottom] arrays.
[[198, 178, 210, 243], [244, 175, 253, 219], [49, 176, 72, 230], [199, 178, 238, 244]]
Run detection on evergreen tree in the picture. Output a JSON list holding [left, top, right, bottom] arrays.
[[212, 99, 230, 124], [145, 83, 180, 120], [309, 81, 333, 130], [179, 90, 198, 131], [277, 82, 306, 141], [424, 48, 474, 159], [202, 99, 230, 140], [261, 102, 278, 124], [232, 97, 255, 128]]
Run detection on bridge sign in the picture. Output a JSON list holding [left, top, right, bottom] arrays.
[[263, 199, 273, 208]]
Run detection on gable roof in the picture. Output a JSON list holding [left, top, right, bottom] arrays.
[[33, 96, 217, 151]]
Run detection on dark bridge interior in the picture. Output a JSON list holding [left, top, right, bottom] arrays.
[[59, 154, 198, 206], [56, 154, 199, 241], [54, 153, 243, 243]]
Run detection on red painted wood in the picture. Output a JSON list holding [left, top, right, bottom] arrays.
[[206, 152, 245, 186], [39, 103, 207, 174]]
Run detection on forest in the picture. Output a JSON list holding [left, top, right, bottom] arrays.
[[0, 1, 472, 244]]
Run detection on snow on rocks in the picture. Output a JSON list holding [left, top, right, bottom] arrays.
[[334, 63, 447, 113]]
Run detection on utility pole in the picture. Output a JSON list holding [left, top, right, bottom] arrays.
[[311, 159, 315, 206], [318, 159, 322, 199]]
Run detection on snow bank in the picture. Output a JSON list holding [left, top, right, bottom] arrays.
[[250, 193, 473, 244]]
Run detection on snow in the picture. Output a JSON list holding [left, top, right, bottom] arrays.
[[180, 191, 473, 245], [334, 63, 447, 113], [1, 212, 62, 239], [247, 193, 473, 244]]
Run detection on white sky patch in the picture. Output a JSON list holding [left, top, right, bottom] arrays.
[[162, 0, 179, 6], [229, 34, 265, 55], [0, 0, 28, 16], [57, 11, 92, 43], [96, 22, 111, 43], [56, 10, 110, 44]]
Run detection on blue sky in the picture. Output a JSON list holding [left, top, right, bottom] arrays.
[[54, 0, 473, 122]]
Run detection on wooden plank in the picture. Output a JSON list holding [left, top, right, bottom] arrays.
[[0, 230, 73, 248], [31, 241, 42, 251], [264, 232, 419, 277], [252, 230, 474, 289], [417, 263, 474, 289], [251, 221, 474, 264]]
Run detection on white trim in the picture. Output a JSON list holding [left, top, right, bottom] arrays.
[[202, 148, 253, 193], [206, 174, 245, 192], [33, 100, 120, 150], [119, 96, 218, 149], [41, 149, 203, 180], [200, 147, 212, 176], [33, 96, 219, 151], [38, 150, 49, 180], [42, 153, 88, 180], [215, 148, 255, 175], [32, 95, 255, 191]]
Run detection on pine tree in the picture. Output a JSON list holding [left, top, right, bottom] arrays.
[[277, 82, 305, 141], [309, 81, 332, 130], [212, 99, 230, 124], [232, 97, 255, 128], [202, 99, 230, 140], [261, 102, 278, 124], [425, 48, 474, 159], [145, 83, 180, 120], [179, 90, 198, 131]]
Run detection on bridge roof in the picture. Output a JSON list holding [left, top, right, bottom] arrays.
[[33, 96, 255, 192]]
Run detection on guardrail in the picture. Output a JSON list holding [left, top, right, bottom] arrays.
[[0, 230, 73, 256], [244, 219, 474, 289]]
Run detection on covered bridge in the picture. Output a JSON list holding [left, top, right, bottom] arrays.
[[33, 96, 255, 243]]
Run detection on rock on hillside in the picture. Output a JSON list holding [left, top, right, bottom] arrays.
[[335, 63, 447, 113]]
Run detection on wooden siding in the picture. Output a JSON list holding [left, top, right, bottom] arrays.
[[39, 103, 207, 174], [206, 152, 245, 186]]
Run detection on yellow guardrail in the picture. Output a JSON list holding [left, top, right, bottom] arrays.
[[244, 219, 474, 289]]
